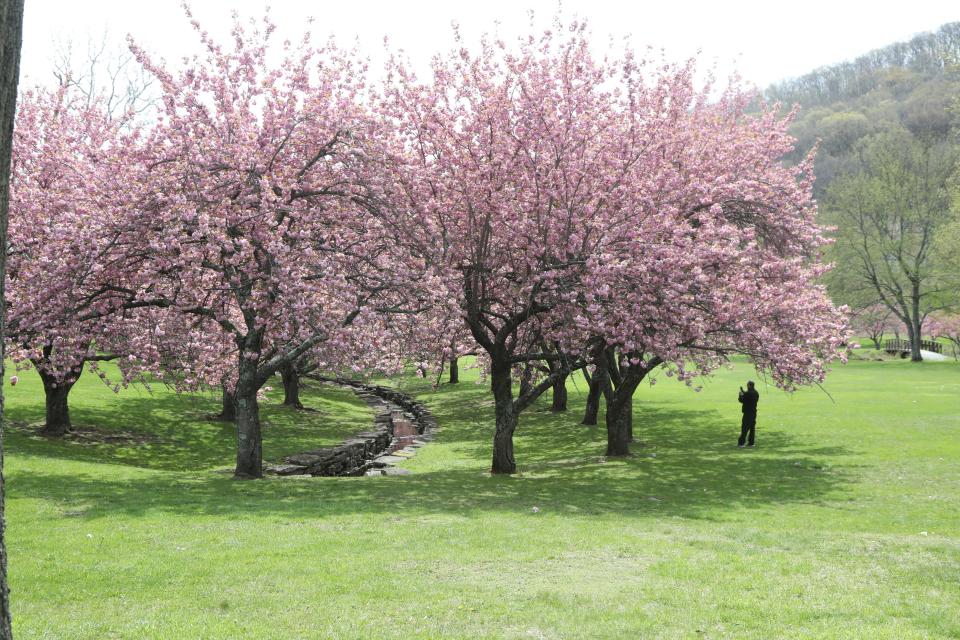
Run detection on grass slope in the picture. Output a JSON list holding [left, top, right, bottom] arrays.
[[5, 357, 959, 639]]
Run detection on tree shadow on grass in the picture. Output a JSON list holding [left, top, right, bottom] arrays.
[[422, 390, 855, 517], [8, 389, 855, 522], [5, 384, 371, 473], [6, 393, 234, 472]]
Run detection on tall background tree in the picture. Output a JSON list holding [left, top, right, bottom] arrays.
[[767, 23, 960, 353], [0, 0, 25, 634], [824, 128, 957, 360]]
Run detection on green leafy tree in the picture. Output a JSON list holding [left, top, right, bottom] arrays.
[[825, 128, 958, 361]]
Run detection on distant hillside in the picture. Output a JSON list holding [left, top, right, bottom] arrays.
[[767, 22, 960, 107], [765, 22, 960, 198]]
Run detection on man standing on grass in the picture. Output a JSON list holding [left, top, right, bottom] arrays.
[[738, 381, 759, 448]]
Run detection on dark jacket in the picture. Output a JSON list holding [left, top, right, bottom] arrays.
[[739, 388, 759, 414]]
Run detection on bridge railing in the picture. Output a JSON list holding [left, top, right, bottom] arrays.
[[883, 338, 943, 354]]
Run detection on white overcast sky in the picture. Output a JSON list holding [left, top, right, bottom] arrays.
[[17, 0, 960, 91]]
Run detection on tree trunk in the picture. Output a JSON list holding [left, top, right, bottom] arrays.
[[551, 372, 568, 412], [910, 282, 923, 362], [217, 384, 236, 421], [39, 372, 77, 437], [603, 361, 652, 457], [909, 323, 923, 361], [448, 357, 459, 384], [234, 360, 263, 479], [605, 396, 632, 456], [518, 364, 533, 399], [582, 368, 604, 426], [280, 362, 302, 408], [0, 0, 25, 634], [490, 359, 518, 474]]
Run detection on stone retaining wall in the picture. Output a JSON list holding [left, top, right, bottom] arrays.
[[264, 376, 436, 477]]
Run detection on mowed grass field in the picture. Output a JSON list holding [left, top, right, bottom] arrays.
[[4, 355, 959, 639]]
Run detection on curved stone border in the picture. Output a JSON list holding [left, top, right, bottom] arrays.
[[264, 376, 437, 477]]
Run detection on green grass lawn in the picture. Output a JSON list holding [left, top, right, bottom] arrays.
[[4, 355, 959, 638], [4, 365, 372, 471]]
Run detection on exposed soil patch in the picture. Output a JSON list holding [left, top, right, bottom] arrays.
[[10, 421, 161, 445]]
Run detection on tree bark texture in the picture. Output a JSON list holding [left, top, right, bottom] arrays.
[[38, 369, 78, 437], [605, 398, 633, 456], [0, 0, 24, 634], [279, 362, 303, 408], [550, 372, 568, 412], [490, 360, 518, 474], [603, 357, 656, 457], [910, 282, 923, 362], [448, 357, 459, 384], [234, 359, 263, 479], [582, 369, 604, 425], [605, 385, 639, 457], [518, 364, 533, 399], [217, 384, 236, 421]]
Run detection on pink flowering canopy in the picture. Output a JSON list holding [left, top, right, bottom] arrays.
[[575, 86, 849, 391], [4, 7, 850, 474], [927, 314, 960, 359], [110, 7, 431, 476], [6, 86, 148, 385], [375, 18, 848, 470]]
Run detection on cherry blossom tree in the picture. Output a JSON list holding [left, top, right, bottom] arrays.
[[574, 84, 849, 456], [850, 304, 899, 349], [120, 8, 424, 478], [6, 87, 147, 436], [824, 128, 958, 362], [379, 22, 657, 473], [927, 314, 960, 360], [381, 20, 848, 471]]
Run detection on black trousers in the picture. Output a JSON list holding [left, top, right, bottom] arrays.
[[738, 413, 756, 446]]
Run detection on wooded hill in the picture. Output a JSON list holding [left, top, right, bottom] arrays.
[[766, 22, 959, 199], [768, 22, 960, 108]]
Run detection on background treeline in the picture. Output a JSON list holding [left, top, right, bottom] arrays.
[[768, 21, 960, 199], [768, 22, 960, 109]]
